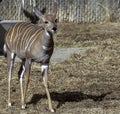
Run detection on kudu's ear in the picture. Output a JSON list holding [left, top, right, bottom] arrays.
[[51, 1, 58, 17], [22, 9, 39, 24], [33, 7, 45, 21]]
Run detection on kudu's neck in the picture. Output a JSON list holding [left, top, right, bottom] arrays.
[[41, 29, 54, 49]]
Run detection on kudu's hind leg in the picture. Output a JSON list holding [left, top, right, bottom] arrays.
[[41, 64, 54, 112], [18, 60, 25, 80], [18, 60, 26, 109], [7, 52, 16, 107], [19, 59, 31, 109], [23, 59, 31, 109]]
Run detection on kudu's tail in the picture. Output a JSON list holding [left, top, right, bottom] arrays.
[[3, 44, 7, 57]]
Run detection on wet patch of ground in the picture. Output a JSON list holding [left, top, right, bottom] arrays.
[[0, 23, 120, 114]]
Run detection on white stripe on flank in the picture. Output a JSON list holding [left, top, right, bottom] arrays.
[[20, 25, 33, 50], [25, 32, 37, 51], [25, 30, 42, 51], [13, 23, 25, 50], [10, 23, 18, 45]]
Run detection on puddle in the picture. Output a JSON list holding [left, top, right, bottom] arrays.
[[51, 47, 95, 63]]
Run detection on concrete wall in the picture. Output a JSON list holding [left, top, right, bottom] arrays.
[[0, 24, 6, 55]]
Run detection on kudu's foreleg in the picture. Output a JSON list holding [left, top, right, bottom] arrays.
[[7, 52, 16, 107], [41, 64, 54, 112]]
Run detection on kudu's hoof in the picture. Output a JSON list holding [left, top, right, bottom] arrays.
[[8, 102, 12, 107], [50, 108, 55, 113], [21, 104, 26, 109]]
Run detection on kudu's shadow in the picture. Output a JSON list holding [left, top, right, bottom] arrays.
[[27, 91, 111, 109]]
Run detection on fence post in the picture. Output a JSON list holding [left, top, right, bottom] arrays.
[[105, 0, 110, 22]]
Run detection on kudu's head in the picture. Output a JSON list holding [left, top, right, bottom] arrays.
[[34, 2, 58, 34]]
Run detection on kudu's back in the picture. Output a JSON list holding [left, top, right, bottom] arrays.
[[6, 22, 42, 48]]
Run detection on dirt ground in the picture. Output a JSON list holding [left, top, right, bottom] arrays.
[[0, 22, 120, 114]]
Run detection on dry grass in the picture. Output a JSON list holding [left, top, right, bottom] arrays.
[[0, 23, 120, 114], [55, 22, 120, 47]]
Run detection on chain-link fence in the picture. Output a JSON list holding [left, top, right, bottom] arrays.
[[0, 0, 120, 23]]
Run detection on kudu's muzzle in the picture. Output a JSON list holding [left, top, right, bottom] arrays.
[[52, 27, 57, 33]]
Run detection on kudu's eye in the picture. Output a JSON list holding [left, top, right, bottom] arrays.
[[44, 21, 48, 24]]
